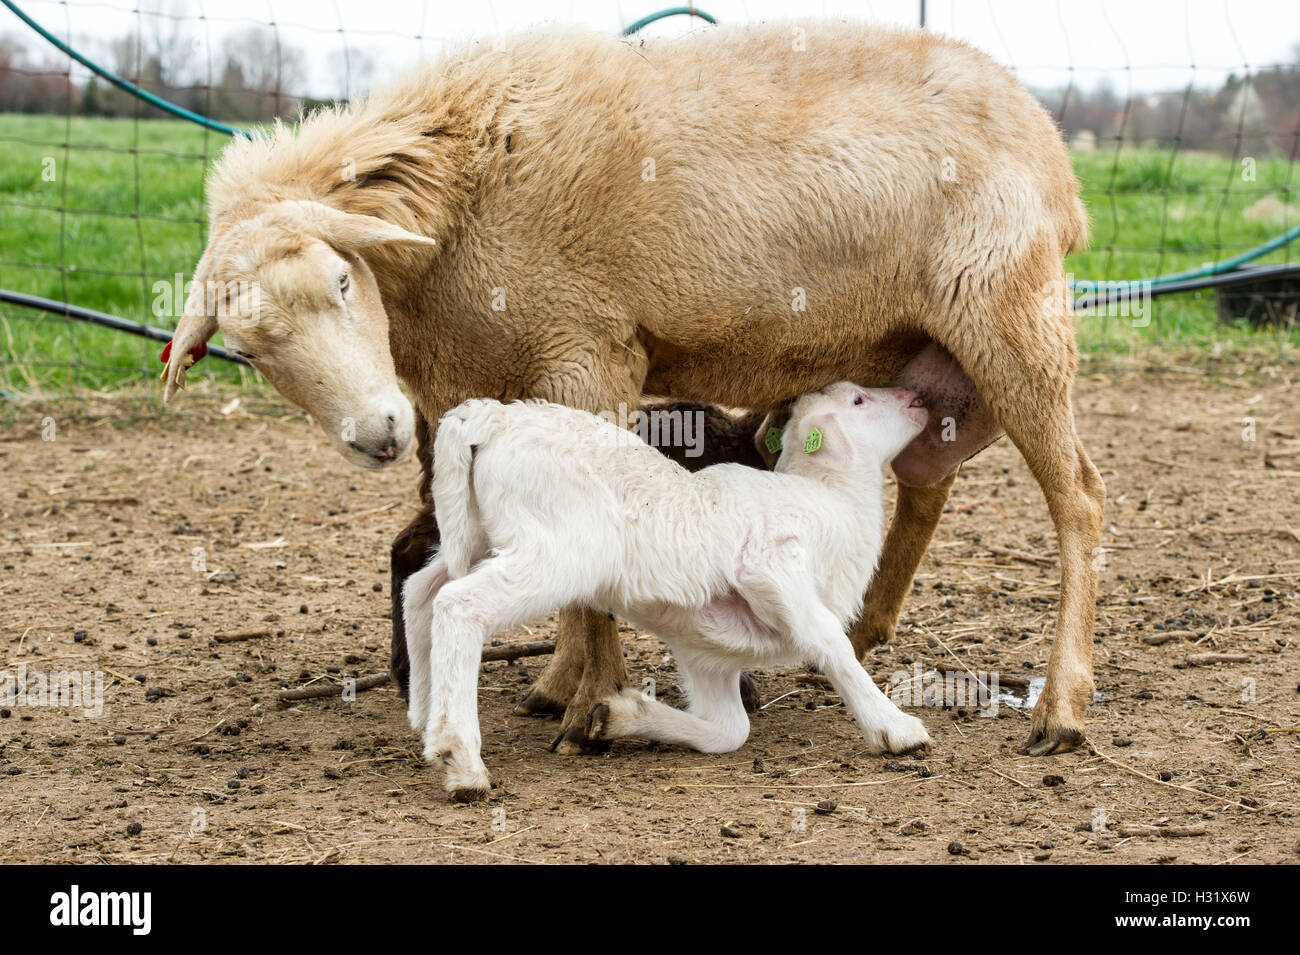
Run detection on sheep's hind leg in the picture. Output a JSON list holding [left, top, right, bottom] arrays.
[[850, 471, 958, 654], [936, 256, 1105, 756], [853, 344, 1000, 655], [587, 662, 750, 753]]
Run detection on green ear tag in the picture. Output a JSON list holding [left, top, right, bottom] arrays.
[[802, 428, 822, 454], [764, 427, 783, 455]]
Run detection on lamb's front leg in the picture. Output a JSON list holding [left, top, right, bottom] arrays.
[[798, 605, 930, 754]]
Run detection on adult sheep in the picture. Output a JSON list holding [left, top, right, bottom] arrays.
[[163, 21, 1101, 757]]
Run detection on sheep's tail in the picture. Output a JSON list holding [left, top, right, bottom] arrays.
[[431, 405, 494, 578]]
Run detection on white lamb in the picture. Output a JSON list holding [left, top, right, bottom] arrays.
[[403, 382, 932, 799]]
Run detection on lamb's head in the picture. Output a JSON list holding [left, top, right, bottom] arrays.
[[778, 382, 928, 472], [163, 201, 436, 469]]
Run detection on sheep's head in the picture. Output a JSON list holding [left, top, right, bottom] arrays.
[[777, 382, 928, 472], [163, 200, 436, 469]]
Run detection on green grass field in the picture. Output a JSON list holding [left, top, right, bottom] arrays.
[[1, 113, 1298, 394]]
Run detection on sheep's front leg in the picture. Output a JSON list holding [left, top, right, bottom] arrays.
[[850, 470, 958, 655], [512, 606, 588, 718], [549, 607, 627, 755], [518, 370, 642, 748]]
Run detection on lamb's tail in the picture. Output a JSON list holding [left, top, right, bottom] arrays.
[[431, 402, 498, 578]]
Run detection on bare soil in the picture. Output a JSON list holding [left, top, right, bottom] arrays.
[[1, 368, 1297, 864]]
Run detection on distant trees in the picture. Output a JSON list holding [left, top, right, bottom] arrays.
[[1039, 53, 1300, 156], [0, 18, 1297, 156], [0, 32, 79, 113], [0, 23, 310, 122]]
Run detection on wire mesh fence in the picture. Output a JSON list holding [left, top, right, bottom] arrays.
[[1, 0, 1299, 400]]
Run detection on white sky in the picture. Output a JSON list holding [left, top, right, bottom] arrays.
[[6, 0, 1300, 99]]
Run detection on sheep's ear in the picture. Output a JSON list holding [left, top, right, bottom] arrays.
[[161, 253, 219, 403], [298, 201, 438, 251]]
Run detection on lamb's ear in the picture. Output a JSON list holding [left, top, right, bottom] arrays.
[[793, 411, 854, 465], [752, 403, 795, 470], [161, 252, 218, 403], [299, 201, 438, 251]]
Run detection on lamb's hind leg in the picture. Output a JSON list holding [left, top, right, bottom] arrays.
[[587, 661, 751, 754], [402, 556, 449, 734], [423, 555, 578, 800]]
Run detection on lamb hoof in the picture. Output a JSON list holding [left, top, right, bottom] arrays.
[[739, 672, 761, 713], [888, 714, 931, 754], [513, 688, 568, 718], [585, 702, 611, 740], [441, 756, 491, 801], [448, 785, 489, 804], [549, 726, 612, 756], [864, 713, 931, 755], [1019, 726, 1085, 757]]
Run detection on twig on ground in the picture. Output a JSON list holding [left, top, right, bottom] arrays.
[[276, 640, 558, 703]]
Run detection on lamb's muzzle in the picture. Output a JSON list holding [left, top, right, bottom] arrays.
[[404, 384, 931, 799]]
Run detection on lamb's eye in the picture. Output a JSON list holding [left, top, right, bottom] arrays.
[[853, 393, 865, 405], [339, 272, 350, 295]]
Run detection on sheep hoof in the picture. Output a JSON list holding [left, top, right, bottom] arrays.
[[1019, 726, 1085, 757], [513, 688, 568, 718], [739, 672, 761, 713], [850, 618, 895, 657], [549, 726, 612, 756], [1021, 688, 1088, 756]]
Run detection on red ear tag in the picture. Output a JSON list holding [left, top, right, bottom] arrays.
[[160, 340, 208, 365]]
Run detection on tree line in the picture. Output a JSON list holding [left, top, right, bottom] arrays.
[[0, 25, 351, 122], [0, 22, 1297, 155]]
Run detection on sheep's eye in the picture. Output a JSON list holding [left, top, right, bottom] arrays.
[[339, 272, 350, 295], [853, 393, 865, 405]]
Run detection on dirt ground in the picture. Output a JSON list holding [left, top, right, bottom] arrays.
[[1, 364, 1297, 864]]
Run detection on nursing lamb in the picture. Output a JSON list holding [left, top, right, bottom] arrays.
[[403, 383, 930, 800]]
